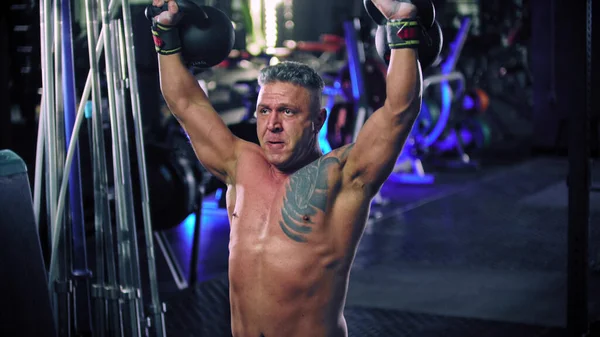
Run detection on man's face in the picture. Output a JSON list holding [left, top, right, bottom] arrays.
[[255, 81, 316, 169]]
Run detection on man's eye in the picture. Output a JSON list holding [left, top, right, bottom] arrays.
[[283, 109, 294, 116], [260, 108, 269, 114]]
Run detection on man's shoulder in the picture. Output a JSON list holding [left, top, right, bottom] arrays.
[[289, 144, 358, 186], [232, 141, 270, 176], [237, 141, 266, 161], [323, 143, 355, 165]]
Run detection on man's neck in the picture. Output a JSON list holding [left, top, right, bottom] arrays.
[[273, 148, 323, 176]]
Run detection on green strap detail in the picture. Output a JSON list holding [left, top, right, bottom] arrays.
[[389, 40, 420, 48], [387, 20, 420, 28], [386, 19, 420, 49]]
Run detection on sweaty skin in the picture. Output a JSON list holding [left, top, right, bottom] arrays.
[[154, 1, 420, 336]]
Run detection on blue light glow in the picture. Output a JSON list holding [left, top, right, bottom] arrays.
[[319, 107, 333, 154], [388, 172, 435, 184], [176, 195, 227, 243], [463, 95, 475, 110]]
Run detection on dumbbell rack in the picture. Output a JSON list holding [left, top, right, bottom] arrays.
[[36, 0, 166, 336]]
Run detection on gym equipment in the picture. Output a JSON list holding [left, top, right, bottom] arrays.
[[432, 117, 492, 153], [145, 0, 235, 68], [326, 102, 355, 150], [363, 0, 436, 29], [0, 150, 56, 337], [37, 0, 171, 334], [414, 97, 440, 136], [324, 57, 387, 151], [145, 140, 201, 231], [149, 123, 210, 290], [318, 18, 375, 154], [462, 88, 490, 115], [338, 58, 388, 112], [375, 20, 443, 70]]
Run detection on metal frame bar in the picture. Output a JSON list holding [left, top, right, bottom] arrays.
[[566, 0, 592, 335]]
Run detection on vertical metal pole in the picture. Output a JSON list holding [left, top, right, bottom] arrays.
[[40, 0, 57, 260], [90, 1, 123, 332], [33, 100, 46, 229], [120, 0, 167, 334], [36, 0, 52, 231], [60, 0, 93, 334], [51, 0, 74, 334], [84, 0, 111, 335], [189, 187, 205, 287], [113, 17, 146, 334], [115, 18, 145, 299], [343, 19, 370, 142], [86, 2, 123, 332], [98, 0, 142, 333], [40, 0, 59, 329], [567, 0, 591, 335]]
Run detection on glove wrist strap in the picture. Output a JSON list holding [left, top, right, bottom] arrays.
[[152, 22, 182, 55], [386, 19, 420, 49]]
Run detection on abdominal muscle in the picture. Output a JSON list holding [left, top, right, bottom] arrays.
[[227, 203, 350, 337]]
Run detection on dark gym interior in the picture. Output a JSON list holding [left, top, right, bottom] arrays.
[[0, 0, 599, 336]]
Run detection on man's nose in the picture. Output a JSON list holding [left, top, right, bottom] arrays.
[[267, 113, 282, 132]]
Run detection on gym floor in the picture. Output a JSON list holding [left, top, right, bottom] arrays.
[[144, 151, 600, 336]]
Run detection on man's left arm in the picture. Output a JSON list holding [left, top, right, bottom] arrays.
[[343, 3, 423, 196]]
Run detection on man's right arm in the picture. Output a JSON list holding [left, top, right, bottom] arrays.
[[159, 53, 241, 184]]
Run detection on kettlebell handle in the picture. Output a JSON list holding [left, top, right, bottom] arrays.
[[145, 0, 209, 27]]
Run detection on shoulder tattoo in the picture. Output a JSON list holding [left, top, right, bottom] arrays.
[[279, 144, 355, 242]]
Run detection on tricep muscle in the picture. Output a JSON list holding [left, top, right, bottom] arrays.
[[343, 99, 421, 194]]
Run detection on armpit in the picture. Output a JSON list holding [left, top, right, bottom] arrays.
[[327, 143, 355, 166]]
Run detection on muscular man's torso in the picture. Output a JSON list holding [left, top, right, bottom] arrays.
[[225, 144, 369, 337]]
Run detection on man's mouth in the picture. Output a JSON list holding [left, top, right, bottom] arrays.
[[266, 141, 285, 150]]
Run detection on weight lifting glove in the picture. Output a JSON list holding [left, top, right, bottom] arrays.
[[152, 21, 182, 55], [386, 19, 421, 49]]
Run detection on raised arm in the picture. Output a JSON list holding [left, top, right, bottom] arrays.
[[153, 0, 241, 184], [343, 0, 425, 195]]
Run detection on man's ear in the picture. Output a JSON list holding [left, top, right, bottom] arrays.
[[315, 108, 327, 133]]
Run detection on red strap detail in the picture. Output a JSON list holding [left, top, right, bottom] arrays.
[[396, 26, 419, 40], [153, 35, 164, 48]]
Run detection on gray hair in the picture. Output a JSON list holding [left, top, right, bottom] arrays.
[[258, 61, 324, 114]]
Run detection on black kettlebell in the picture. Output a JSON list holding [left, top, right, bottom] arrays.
[[146, 0, 235, 68], [375, 20, 443, 70]]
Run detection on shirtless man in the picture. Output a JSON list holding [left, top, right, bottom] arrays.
[[151, 0, 425, 335]]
